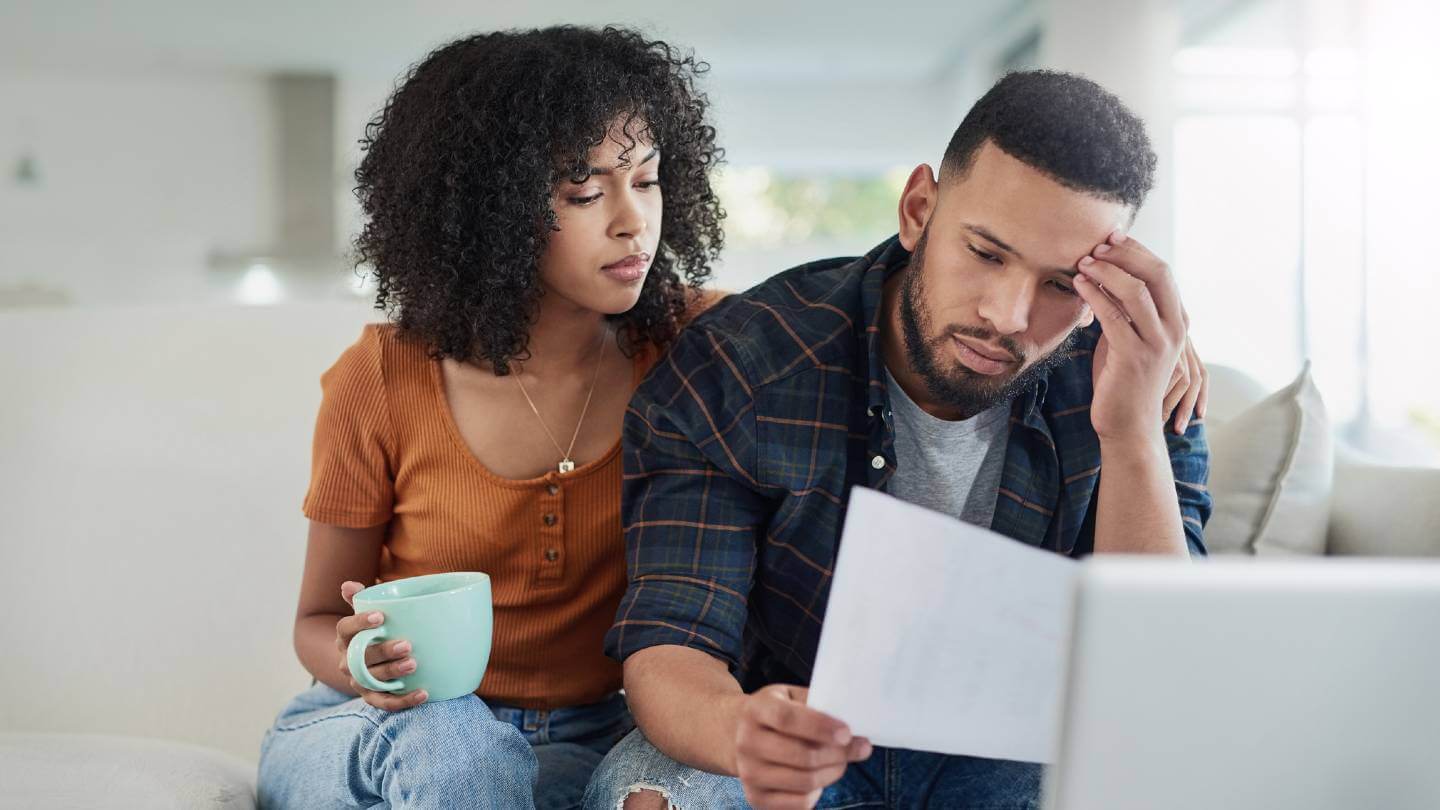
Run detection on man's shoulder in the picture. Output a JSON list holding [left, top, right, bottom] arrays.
[[682, 254, 873, 386]]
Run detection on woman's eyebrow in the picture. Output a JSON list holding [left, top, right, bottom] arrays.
[[584, 148, 660, 176]]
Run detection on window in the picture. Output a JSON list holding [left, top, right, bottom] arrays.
[[1172, 0, 1439, 462]]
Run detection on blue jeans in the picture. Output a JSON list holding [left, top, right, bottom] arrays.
[[583, 728, 1042, 809], [258, 683, 633, 809]]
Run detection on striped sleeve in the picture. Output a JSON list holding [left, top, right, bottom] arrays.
[[605, 323, 773, 672], [1167, 419, 1212, 557], [302, 325, 396, 528]]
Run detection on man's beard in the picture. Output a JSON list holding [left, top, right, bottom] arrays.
[[899, 229, 1082, 418]]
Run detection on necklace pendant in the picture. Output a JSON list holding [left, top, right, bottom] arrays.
[[558, 459, 575, 474]]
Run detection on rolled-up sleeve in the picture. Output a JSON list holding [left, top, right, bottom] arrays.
[[1168, 420, 1212, 558], [604, 323, 774, 672]]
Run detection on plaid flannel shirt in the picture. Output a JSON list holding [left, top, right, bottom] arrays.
[[606, 235, 1211, 688]]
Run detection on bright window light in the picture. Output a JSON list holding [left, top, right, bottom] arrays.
[[237, 263, 282, 306]]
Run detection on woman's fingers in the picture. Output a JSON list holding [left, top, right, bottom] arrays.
[[367, 655, 418, 683], [1162, 361, 1187, 424], [1175, 342, 1204, 434], [340, 581, 365, 607], [334, 611, 384, 649], [351, 678, 427, 712], [364, 639, 412, 667]]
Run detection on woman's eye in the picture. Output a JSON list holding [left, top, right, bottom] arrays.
[[635, 180, 661, 190], [568, 193, 602, 205], [968, 245, 1001, 264]]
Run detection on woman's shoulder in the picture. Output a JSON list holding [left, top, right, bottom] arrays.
[[322, 322, 428, 391]]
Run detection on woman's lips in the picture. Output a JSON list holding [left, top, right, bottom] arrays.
[[951, 335, 1015, 376], [601, 253, 651, 282]]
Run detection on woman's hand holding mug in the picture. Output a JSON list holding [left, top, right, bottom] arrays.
[[334, 580, 428, 711]]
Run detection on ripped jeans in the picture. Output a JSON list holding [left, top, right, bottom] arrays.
[[581, 727, 1042, 809], [258, 683, 633, 810]]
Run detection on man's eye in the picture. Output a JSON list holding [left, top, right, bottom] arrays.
[[1050, 280, 1078, 296], [968, 246, 1001, 264]]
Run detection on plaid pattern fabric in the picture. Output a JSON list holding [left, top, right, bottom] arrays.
[[606, 236, 1211, 687]]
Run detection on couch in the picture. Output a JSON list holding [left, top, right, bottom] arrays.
[[2, 303, 1436, 807]]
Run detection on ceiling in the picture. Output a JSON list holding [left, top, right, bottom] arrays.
[[0, 0, 1031, 82]]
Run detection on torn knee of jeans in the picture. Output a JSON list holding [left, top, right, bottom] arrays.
[[620, 782, 678, 810]]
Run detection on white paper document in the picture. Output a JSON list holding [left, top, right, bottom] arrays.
[[807, 487, 1079, 764]]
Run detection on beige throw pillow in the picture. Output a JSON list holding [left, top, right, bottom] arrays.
[[1205, 362, 1333, 555]]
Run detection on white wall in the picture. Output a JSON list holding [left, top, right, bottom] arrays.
[[0, 301, 374, 761], [1040, 0, 1179, 261], [0, 70, 276, 306]]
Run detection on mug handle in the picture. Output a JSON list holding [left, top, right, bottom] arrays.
[[347, 627, 405, 693]]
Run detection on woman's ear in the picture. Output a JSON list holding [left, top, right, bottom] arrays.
[[897, 164, 938, 251]]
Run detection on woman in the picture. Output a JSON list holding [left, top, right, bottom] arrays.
[[256, 25, 724, 810]]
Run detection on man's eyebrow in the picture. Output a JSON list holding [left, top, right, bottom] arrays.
[[582, 148, 660, 177], [962, 222, 1079, 278]]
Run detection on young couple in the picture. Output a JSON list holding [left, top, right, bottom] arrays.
[[256, 24, 1211, 810]]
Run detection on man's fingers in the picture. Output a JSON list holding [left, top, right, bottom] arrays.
[[751, 687, 851, 746], [1077, 258, 1167, 345], [738, 726, 851, 770], [737, 759, 847, 796], [1091, 233, 1183, 324], [1074, 274, 1142, 352], [847, 736, 873, 762]]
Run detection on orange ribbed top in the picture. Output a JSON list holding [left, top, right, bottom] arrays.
[[302, 323, 657, 709]]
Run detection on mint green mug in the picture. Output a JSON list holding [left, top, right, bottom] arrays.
[[346, 572, 493, 703]]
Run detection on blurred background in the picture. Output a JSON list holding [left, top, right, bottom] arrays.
[[3, 0, 1437, 458], [1, 0, 1438, 764]]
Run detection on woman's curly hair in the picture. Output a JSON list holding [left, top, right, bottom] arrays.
[[353, 25, 724, 374]]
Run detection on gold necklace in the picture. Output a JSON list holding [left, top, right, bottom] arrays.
[[513, 328, 608, 474]]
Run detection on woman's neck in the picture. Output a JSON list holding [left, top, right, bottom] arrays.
[[513, 294, 612, 377]]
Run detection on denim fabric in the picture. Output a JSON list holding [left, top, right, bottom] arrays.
[[583, 728, 1041, 809], [258, 684, 633, 809]]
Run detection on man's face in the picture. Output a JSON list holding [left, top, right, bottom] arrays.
[[894, 141, 1131, 416]]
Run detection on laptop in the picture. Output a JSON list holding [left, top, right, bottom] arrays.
[[1043, 557, 1440, 810]]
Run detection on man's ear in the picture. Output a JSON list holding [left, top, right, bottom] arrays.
[[1079, 307, 1096, 328], [897, 164, 939, 251]]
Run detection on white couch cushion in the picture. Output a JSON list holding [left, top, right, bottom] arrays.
[[0, 733, 255, 809], [1205, 363, 1334, 555], [1328, 452, 1440, 556]]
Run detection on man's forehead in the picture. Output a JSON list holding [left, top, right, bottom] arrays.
[[938, 169, 1128, 263]]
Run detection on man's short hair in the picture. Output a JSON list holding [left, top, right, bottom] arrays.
[[940, 70, 1156, 210]]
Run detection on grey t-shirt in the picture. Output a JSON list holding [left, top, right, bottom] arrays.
[[884, 370, 1011, 528]]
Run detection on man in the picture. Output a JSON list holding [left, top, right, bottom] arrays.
[[583, 70, 1211, 810]]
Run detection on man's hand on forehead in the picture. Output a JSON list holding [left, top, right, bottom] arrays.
[[1073, 230, 1207, 439]]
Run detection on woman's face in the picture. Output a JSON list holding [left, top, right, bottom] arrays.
[[538, 124, 663, 316]]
